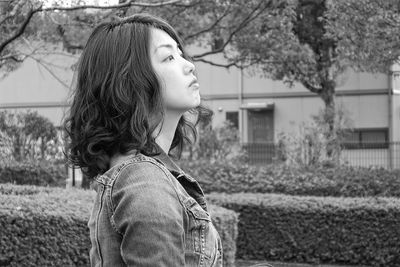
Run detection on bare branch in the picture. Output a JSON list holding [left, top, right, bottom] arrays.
[[291, 62, 322, 93], [30, 56, 70, 88], [193, 58, 241, 68], [192, 1, 268, 59], [193, 55, 274, 69], [184, 6, 231, 41], [32, 51, 79, 58], [169, 1, 202, 8], [0, 0, 183, 57], [40, 0, 182, 12], [0, 54, 25, 62], [0, 7, 39, 55], [301, 79, 321, 94]]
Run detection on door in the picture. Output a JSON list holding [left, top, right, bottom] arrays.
[[246, 110, 274, 164]]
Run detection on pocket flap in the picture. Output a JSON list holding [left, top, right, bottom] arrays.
[[183, 197, 210, 221]]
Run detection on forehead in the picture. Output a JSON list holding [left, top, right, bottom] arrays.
[[150, 28, 178, 51]]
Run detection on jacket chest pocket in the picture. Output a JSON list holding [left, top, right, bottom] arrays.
[[183, 197, 218, 261]]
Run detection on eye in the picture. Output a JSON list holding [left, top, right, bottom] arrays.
[[165, 55, 175, 61]]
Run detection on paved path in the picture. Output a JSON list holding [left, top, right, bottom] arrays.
[[236, 260, 371, 267]]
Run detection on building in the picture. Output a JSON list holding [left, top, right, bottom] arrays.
[[196, 54, 400, 169], [1, 49, 399, 170]]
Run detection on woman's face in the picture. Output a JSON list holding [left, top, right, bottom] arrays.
[[149, 28, 201, 113]]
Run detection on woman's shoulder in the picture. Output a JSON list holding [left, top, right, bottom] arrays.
[[108, 154, 184, 209], [110, 153, 170, 182], [93, 152, 170, 186]]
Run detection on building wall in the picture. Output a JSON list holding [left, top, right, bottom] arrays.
[[391, 93, 400, 169], [393, 93, 400, 142], [391, 65, 400, 142], [0, 53, 75, 126], [196, 56, 400, 169], [1, 49, 398, 170], [1, 51, 392, 131], [198, 58, 391, 134]]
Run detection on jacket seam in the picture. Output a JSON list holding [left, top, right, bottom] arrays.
[[106, 185, 122, 235], [95, 185, 105, 266]]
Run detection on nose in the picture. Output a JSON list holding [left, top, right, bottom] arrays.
[[183, 58, 195, 74]]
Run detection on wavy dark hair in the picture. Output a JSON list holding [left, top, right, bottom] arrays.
[[64, 14, 212, 179]]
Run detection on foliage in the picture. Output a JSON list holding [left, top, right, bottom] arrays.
[[0, 160, 67, 187], [2, 0, 400, 83], [0, 110, 62, 162], [180, 160, 400, 198], [0, 0, 288, 76], [208, 192, 400, 266], [276, 105, 353, 166], [231, 0, 400, 148], [183, 120, 247, 163], [234, 0, 400, 90], [0, 183, 238, 267], [2, 0, 400, 141]]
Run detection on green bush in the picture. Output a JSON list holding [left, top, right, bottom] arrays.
[[180, 160, 400, 197], [0, 161, 67, 187], [208, 192, 400, 267], [0, 183, 238, 267]]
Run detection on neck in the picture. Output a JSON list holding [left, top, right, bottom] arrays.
[[155, 111, 182, 154]]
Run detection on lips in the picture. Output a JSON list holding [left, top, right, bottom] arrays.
[[189, 78, 199, 89]]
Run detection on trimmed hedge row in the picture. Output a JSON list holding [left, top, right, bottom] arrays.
[[180, 160, 400, 197], [0, 161, 66, 187], [0, 183, 238, 267], [0, 185, 92, 266], [209, 204, 238, 267], [208, 192, 400, 267]]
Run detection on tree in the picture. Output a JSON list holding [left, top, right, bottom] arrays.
[[2, 0, 400, 156], [230, 0, 400, 156], [0, 110, 58, 161], [0, 0, 287, 76]]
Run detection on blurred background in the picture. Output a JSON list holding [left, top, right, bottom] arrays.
[[1, 1, 400, 266]]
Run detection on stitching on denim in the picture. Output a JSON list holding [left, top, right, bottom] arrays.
[[105, 185, 123, 235], [107, 154, 143, 211], [95, 184, 105, 265], [94, 174, 107, 185], [109, 214, 122, 235]]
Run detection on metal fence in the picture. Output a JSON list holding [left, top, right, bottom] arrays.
[[243, 142, 400, 170]]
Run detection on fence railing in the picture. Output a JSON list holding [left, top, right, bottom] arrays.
[[242, 142, 400, 170]]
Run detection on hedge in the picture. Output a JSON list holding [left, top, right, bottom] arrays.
[[0, 183, 238, 267], [0, 161, 66, 187], [208, 192, 400, 267], [180, 160, 400, 197]]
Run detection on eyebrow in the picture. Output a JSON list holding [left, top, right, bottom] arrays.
[[154, 43, 179, 53]]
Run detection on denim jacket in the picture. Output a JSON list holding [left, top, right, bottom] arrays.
[[88, 150, 223, 267]]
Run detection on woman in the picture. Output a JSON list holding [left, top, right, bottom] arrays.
[[64, 14, 222, 266]]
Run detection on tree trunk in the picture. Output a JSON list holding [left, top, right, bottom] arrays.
[[319, 80, 340, 162]]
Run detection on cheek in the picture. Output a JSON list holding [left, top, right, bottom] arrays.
[[157, 70, 174, 90]]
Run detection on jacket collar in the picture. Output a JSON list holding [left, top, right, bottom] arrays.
[[153, 146, 184, 175], [109, 145, 208, 210], [153, 149, 207, 211]]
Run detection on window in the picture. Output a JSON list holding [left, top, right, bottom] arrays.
[[226, 111, 239, 129], [342, 128, 389, 149]]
